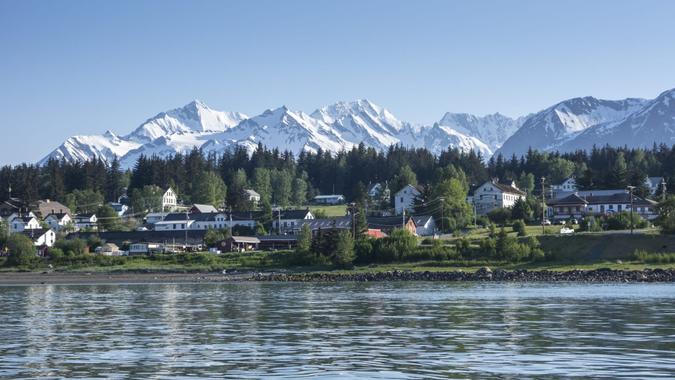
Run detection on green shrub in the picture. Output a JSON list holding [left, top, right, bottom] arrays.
[[512, 219, 527, 236]]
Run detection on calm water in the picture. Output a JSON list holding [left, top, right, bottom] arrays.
[[0, 282, 674, 379]]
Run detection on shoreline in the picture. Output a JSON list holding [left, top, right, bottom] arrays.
[[0, 268, 674, 285]]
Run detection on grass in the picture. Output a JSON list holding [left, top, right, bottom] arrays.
[[307, 204, 348, 217]]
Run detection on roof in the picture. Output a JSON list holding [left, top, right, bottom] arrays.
[[191, 204, 219, 213], [19, 216, 37, 223], [20, 228, 51, 239], [366, 229, 387, 239], [491, 180, 526, 195], [98, 243, 120, 251], [298, 217, 352, 229], [258, 235, 298, 242], [412, 215, 434, 226], [548, 192, 656, 206], [553, 189, 630, 199], [395, 184, 422, 196], [228, 236, 261, 244], [75, 213, 96, 219], [46, 212, 70, 220], [313, 194, 345, 199], [646, 177, 664, 188], [244, 189, 260, 197], [30, 200, 72, 217], [68, 230, 209, 245], [367, 216, 414, 229], [274, 209, 312, 220]]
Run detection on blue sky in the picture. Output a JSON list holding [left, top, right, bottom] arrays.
[[1, 0, 675, 164]]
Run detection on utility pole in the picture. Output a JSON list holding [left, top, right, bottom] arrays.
[[541, 177, 546, 234], [349, 202, 357, 239], [439, 197, 445, 233], [627, 185, 635, 235], [184, 209, 188, 251], [661, 178, 667, 202]]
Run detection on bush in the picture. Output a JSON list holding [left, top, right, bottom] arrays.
[[487, 207, 512, 226], [633, 250, 675, 263], [605, 212, 647, 230], [512, 219, 527, 236], [6, 234, 37, 267], [579, 216, 603, 232]]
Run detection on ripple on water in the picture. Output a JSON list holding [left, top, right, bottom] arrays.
[[0, 282, 674, 378]]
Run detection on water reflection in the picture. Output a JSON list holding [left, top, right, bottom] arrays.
[[0, 282, 674, 378]]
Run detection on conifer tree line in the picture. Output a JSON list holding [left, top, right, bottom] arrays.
[[1, 143, 674, 210]]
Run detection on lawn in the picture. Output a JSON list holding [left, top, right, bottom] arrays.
[[307, 204, 348, 217]]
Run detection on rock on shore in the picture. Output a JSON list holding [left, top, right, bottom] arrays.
[[249, 268, 675, 283]]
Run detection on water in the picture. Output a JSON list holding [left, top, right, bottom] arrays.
[[0, 282, 674, 379]]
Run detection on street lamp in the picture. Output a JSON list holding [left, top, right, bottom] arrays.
[[626, 185, 635, 235]]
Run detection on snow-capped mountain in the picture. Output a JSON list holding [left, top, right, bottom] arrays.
[[557, 89, 675, 152], [127, 100, 247, 142], [41, 99, 496, 168], [40, 88, 675, 168], [437, 112, 525, 151], [496, 97, 648, 158]]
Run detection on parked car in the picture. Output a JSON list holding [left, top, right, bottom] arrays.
[[541, 219, 552, 226], [569, 218, 578, 225]]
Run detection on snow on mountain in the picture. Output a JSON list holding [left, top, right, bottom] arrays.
[[437, 112, 525, 151], [557, 88, 675, 152], [496, 97, 648, 158], [40, 130, 142, 165], [126, 100, 247, 142], [417, 124, 493, 158]]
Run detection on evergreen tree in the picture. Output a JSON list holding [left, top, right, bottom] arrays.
[[332, 230, 355, 269], [193, 171, 227, 208]]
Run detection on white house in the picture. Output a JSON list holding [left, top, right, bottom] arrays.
[[548, 191, 658, 221], [153, 212, 257, 231], [129, 242, 163, 255], [95, 243, 125, 256], [312, 195, 345, 205], [272, 209, 315, 234], [394, 184, 421, 215], [44, 212, 72, 231], [644, 176, 665, 196], [162, 187, 178, 212], [367, 182, 391, 203], [9, 215, 41, 234], [74, 213, 98, 230], [244, 189, 261, 206], [411, 215, 437, 236], [21, 228, 56, 247], [109, 202, 128, 217], [471, 179, 526, 216], [145, 212, 168, 225], [551, 177, 578, 198]]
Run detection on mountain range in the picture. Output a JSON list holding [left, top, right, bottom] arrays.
[[41, 88, 675, 168]]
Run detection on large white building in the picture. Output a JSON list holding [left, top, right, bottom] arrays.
[[154, 212, 257, 231], [471, 179, 527, 215], [162, 188, 178, 212], [394, 184, 421, 215], [548, 191, 658, 220]]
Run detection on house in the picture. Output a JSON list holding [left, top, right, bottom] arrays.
[[44, 212, 73, 231], [470, 179, 526, 216], [394, 184, 422, 215], [367, 215, 417, 235], [411, 215, 437, 236], [69, 230, 207, 252], [95, 243, 124, 256], [367, 182, 391, 202], [145, 212, 169, 225], [9, 215, 41, 234], [551, 178, 578, 198], [190, 204, 219, 214], [547, 191, 658, 221], [21, 228, 56, 248], [29, 199, 72, 219], [244, 189, 261, 206], [644, 176, 666, 196], [219, 236, 260, 252], [258, 235, 298, 250], [162, 187, 178, 212], [129, 243, 164, 255], [109, 202, 128, 217], [312, 194, 346, 205], [154, 212, 257, 231], [74, 213, 98, 230], [272, 209, 314, 234]]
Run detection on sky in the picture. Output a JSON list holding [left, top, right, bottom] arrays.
[[1, 0, 675, 164]]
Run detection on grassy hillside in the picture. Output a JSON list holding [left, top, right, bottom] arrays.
[[538, 233, 675, 262]]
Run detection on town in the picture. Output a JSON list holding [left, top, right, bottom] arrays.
[[1, 144, 675, 270]]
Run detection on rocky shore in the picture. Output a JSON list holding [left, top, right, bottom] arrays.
[[250, 268, 675, 283], [1, 268, 674, 285]]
